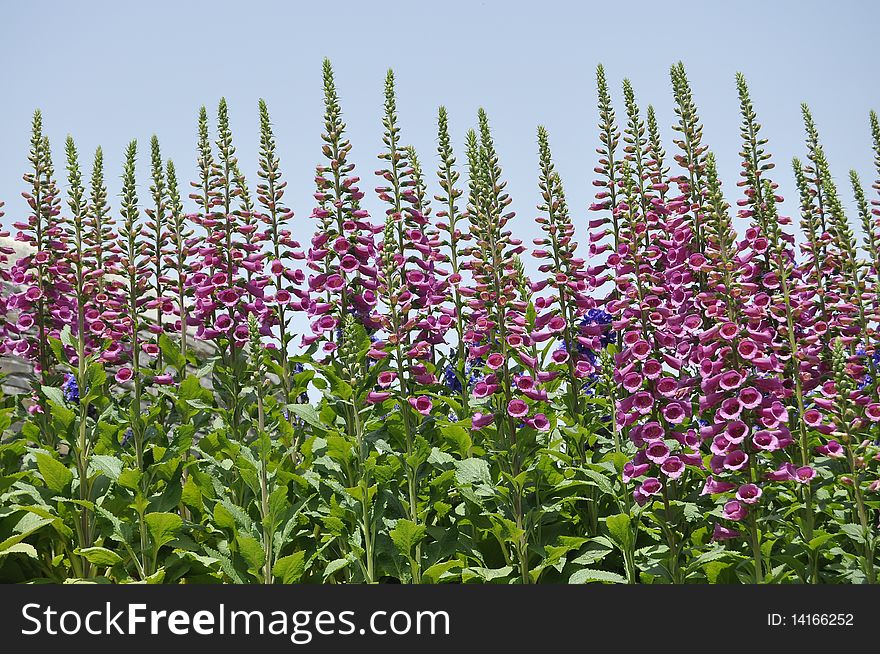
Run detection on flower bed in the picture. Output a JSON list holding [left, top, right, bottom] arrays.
[[0, 61, 878, 584]]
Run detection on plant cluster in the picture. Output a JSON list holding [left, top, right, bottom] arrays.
[[1, 60, 879, 584]]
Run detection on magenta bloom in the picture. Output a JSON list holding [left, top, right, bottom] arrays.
[[701, 476, 736, 496], [623, 461, 650, 483], [486, 353, 504, 370], [507, 399, 528, 419], [326, 274, 345, 291], [642, 422, 665, 442], [377, 371, 397, 388], [516, 375, 535, 391], [115, 367, 133, 383], [803, 408, 823, 427], [723, 449, 749, 471], [718, 397, 743, 420], [632, 391, 654, 414], [725, 420, 749, 444], [646, 441, 670, 464], [660, 456, 685, 479], [662, 401, 686, 424], [718, 370, 743, 391], [339, 254, 359, 272], [622, 372, 642, 392], [752, 431, 780, 451], [736, 483, 762, 505], [866, 404, 880, 422], [722, 499, 748, 521], [711, 524, 741, 542], [816, 440, 844, 458], [794, 466, 816, 484], [639, 477, 663, 497], [471, 412, 495, 430], [367, 391, 392, 404], [766, 463, 796, 482], [738, 386, 762, 409], [530, 413, 550, 431], [408, 396, 433, 416]]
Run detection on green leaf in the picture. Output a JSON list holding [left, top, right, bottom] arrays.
[[158, 334, 185, 371], [570, 544, 613, 566], [35, 452, 73, 494], [0, 542, 38, 559], [41, 385, 67, 409], [605, 513, 634, 552], [462, 566, 513, 583], [569, 568, 627, 584], [390, 519, 427, 559], [213, 503, 237, 531], [286, 404, 325, 430], [440, 424, 472, 458], [839, 523, 866, 545], [89, 455, 123, 482], [84, 362, 107, 399], [579, 467, 615, 496], [454, 458, 491, 487], [144, 512, 183, 550], [48, 337, 68, 366], [322, 557, 351, 581], [422, 560, 462, 584], [140, 569, 167, 584], [76, 547, 123, 567], [321, 369, 352, 400], [237, 534, 265, 573], [273, 551, 306, 584], [807, 532, 837, 551], [118, 467, 143, 491], [705, 560, 733, 584]]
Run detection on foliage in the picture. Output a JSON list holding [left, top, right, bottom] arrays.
[[0, 60, 879, 585]]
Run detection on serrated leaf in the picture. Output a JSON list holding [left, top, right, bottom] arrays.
[[462, 566, 513, 582], [839, 523, 867, 545], [807, 532, 837, 551], [323, 558, 351, 581], [0, 542, 38, 559], [273, 551, 306, 584], [237, 534, 265, 573], [41, 385, 67, 408], [213, 503, 237, 531], [287, 404, 324, 430], [454, 458, 491, 487], [569, 568, 627, 584], [35, 452, 73, 494], [89, 455, 123, 482], [76, 546, 123, 567], [390, 519, 427, 559], [144, 512, 182, 550], [422, 560, 462, 584], [605, 513, 634, 552]]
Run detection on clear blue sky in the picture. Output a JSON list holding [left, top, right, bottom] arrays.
[[1, 0, 878, 264]]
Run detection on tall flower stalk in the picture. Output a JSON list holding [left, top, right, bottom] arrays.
[[9, 112, 66, 382], [63, 136, 99, 577], [462, 110, 534, 583], [164, 159, 192, 371], [435, 106, 471, 415], [256, 98, 300, 402]]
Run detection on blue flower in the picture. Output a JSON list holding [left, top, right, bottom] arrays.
[[465, 357, 485, 387], [120, 428, 133, 447], [580, 309, 615, 348], [855, 348, 880, 390], [61, 374, 80, 404], [443, 364, 463, 392]]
